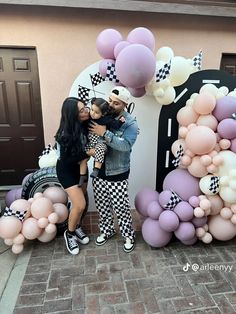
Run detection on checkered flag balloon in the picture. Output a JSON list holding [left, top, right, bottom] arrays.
[[4, 207, 27, 221], [163, 190, 182, 210], [192, 50, 203, 70], [156, 61, 171, 82], [78, 85, 90, 102], [172, 145, 184, 167], [90, 72, 105, 86], [106, 62, 119, 83], [209, 176, 220, 194], [39, 144, 53, 159]]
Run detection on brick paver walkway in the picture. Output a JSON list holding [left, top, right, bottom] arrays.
[[13, 232, 236, 314]]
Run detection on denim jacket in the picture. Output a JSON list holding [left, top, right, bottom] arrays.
[[103, 110, 139, 176]]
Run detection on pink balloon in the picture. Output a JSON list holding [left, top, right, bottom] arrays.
[[99, 58, 115, 76], [38, 217, 49, 228], [13, 233, 25, 245], [159, 210, 179, 232], [37, 230, 57, 242], [115, 44, 156, 88], [53, 203, 69, 223], [174, 222, 196, 241], [193, 92, 216, 115], [127, 27, 155, 51], [187, 156, 208, 178], [128, 86, 146, 98], [208, 214, 236, 241], [10, 199, 31, 213], [135, 188, 159, 217], [43, 187, 68, 204], [48, 212, 59, 224], [163, 169, 201, 201], [185, 126, 217, 155], [96, 28, 123, 59], [22, 217, 42, 240], [45, 223, 57, 234], [197, 114, 218, 131], [0, 216, 22, 239], [177, 106, 199, 127], [188, 196, 200, 207], [142, 218, 172, 248], [12, 243, 24, 254], [31, 197, 53, 219]]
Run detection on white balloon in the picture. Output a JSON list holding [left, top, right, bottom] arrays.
[[228, 91, 236, 98], [199, 84, 218, 96], [199, 175, 220, 195], [218, 86, 229, 96], [161, 86, 176, 105], [169, 56, 191, 87], [156, 46, 174, 63]]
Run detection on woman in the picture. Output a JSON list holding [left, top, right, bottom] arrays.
[[55, 97, 90, 255]]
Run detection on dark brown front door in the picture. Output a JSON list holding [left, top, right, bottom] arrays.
[[0, 47, 44, 186], [220, 53, 236, 76]]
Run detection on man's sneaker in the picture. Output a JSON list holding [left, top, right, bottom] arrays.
[[64, 230, 80, 255], [95, 231, 116, 246], [75, 226, 89, 244], [123, 238, 135, 253]]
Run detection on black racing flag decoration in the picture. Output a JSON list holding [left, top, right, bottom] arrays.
[[192, 50, 203, 71], [156, 61, 171, 83]]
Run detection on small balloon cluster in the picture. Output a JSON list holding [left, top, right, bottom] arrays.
[[0, 187, 69, 254], [96, 27, 202, 104], [135, 84, 236, 247]]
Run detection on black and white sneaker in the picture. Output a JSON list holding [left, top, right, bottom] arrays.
[[123, 238, 135, 253], [64, 230, 80, 255], [95, 231, 116, 246], [75, 226, 89, 244]]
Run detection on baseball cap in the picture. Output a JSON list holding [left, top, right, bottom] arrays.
[[110, 86, 131, 104]]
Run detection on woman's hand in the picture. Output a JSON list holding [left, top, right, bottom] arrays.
[[89, 121, 106, 137]]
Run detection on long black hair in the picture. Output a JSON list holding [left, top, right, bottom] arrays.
[[55, 97, 87, 157]]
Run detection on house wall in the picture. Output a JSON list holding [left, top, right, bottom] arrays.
[[0, 5, 236, 208]]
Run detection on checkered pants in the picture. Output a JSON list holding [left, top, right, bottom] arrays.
[[86, 133, 107, 163], [92, 177, 135, 240]]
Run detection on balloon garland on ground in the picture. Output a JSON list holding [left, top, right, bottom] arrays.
[[0, 185, 69, 254], [135, 85, 236, 247]]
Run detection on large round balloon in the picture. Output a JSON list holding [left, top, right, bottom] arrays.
[[142, 218, 172, 248], [163, 169, 201, 201], [169, 56, 191, 87], [127, 27, 155, 51], [174, 222, 196, 241], [134, 188, 159, 217], [22, 217, 42, 240], [0, 216, 22, 239], [43, 187, 68, 204], [208, 214, 236, 241], [159, 210, 179, 232], [31, 197, 53, 219], [185, 126, 216, 155], [212, 96, 236, 121], [96, 28, 123, 59], [115, 44, 156, 88]]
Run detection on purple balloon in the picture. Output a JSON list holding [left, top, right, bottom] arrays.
[[217, 118, 236, 140], [129, 86, 146, 98], [174, 201, 194, 222], [147, 201, 163, 220], [142, 217, 172, 248], [115, 44, 156, 88], [181, 236, 198, 245], [159, 190, 175, 208], [174, 222, 196, 241], [159, 210, 179, 232], [212, 96, 236, 121], [163, 169, 201, 201], [127, 27, 155, 51], [114, 41, 130, 59], [135, 188, 159, 217], [5, 189, 17, 207], [188, 196, 200, 207], [230, 138, 236, 153], [96, 28, 123, 59], [191, 216, 208, 227], [99, 58, 115, 76]]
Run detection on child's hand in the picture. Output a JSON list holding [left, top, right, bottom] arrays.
[[87, 148, 95, 157], [89, 121, 106, 137]]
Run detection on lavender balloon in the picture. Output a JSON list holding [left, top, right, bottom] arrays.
[[174, 222, 196, 241], [174, 201, 194, 222], [159, 210, 179, 232], [99, 59, 115, 76], [135, 188, 159, 217], [163, 169, 201, 201], [96, 28, 123, 59], [127, 27, 155, 51], [181, 236, 198, 245], [142, 217, 172, 248], [191, 216, 208, 227], [147, 201, 163, 220], [213, 96, 236, 121]]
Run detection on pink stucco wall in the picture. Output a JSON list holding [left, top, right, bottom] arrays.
[[0, 5, 235, 143]]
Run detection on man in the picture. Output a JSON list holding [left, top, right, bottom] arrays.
[[89, 86, 139, 253]]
